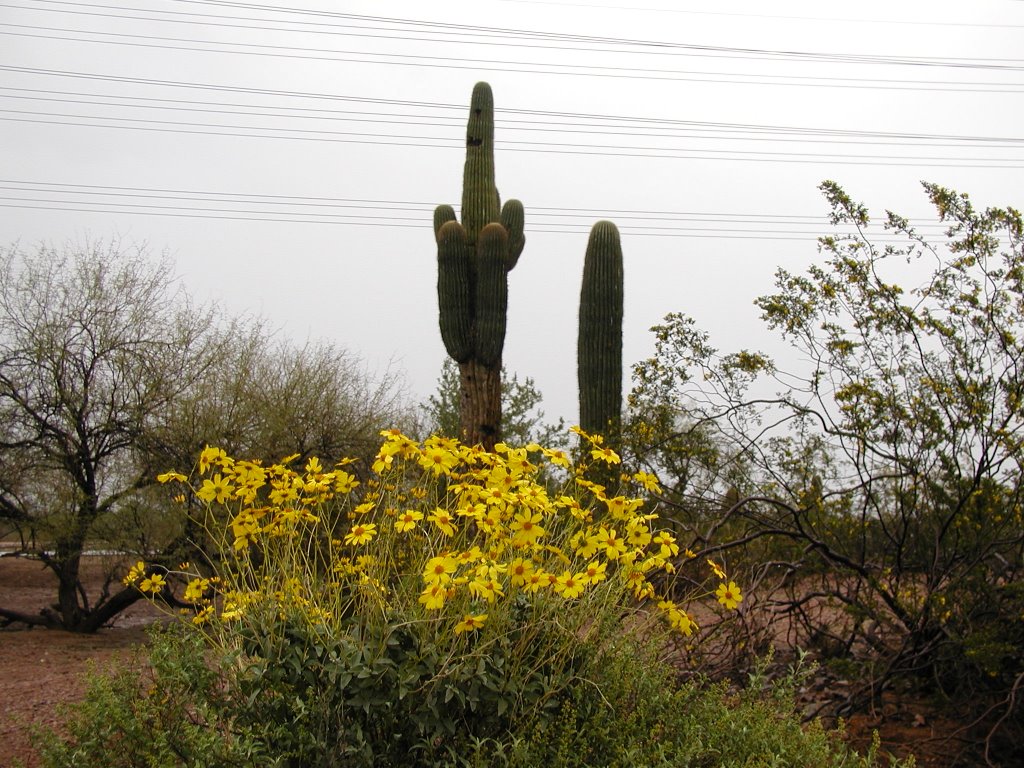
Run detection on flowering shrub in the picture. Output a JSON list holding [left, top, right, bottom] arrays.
[[126, 428, 742, 765]]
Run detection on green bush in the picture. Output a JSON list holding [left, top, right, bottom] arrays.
[[508, 647, 906, 768], [33, 625, 265, 767], [35, 627, 907, 768]]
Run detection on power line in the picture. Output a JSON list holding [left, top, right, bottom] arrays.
[[0, 179, 953, 243], [4, 88, 1023, 152], [495, 0, 1024, 31], [6, 0, 1023, 69], [164, 0, 1024, 65], [2, 25, 1022, 93], [4, 200, 935, 242], [5, 65, 1020, 146], [0, 179, 951, 223], [3, 110, 1020, 169]]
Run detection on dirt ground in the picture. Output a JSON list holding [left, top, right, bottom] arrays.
[[1, 555, 164, 768], [0, 554, 976, 768]]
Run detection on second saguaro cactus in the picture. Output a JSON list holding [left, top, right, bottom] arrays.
[[578, 220, 624, 450], [434, 82, 525, 450]]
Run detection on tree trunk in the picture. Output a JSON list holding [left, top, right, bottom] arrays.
[[458, 359, 502, 451], [56, 548, 86, 630]]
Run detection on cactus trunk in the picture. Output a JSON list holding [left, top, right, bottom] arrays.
[[459, 360, 502, 450], [578, 220, 624, 449]]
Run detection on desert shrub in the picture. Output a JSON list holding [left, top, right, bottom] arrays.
[[36, 430, 901, 767], [137, 429, 714, 766], [510, 648, 904, 768], [32, 625, 265, 767]]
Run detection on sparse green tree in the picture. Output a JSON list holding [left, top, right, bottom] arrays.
[[630, 182, 1024, 760], [0, 240, 406, 631]]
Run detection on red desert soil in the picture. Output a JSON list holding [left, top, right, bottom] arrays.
[[1, 554, 164, 768], [0, 554, 963, 768]]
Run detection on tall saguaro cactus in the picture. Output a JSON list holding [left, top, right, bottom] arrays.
[[433, 82, 525, 451], [578, 220, 624, 450]]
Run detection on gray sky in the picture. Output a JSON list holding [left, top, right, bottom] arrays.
[[3, 0, 1023, 425]]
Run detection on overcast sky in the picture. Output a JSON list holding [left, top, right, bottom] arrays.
[[2, 0, 1023, 425]]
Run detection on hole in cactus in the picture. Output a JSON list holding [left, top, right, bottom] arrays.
[[467, 135, 482, 146]]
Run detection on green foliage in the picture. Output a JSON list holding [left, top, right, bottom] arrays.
[[37, 628, 902, 768], [578, 220, 625, 450], [510, 648, 904, 768], [628, 181, 1024, 758], [217, 602, 610, 767], [33, 625, 265, 767]]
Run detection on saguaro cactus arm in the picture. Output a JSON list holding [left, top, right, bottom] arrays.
[[436, 220, 474, 363], [474, 223, 510, 367], [501, 199, 526, 270], [434, 204, 457, 239]]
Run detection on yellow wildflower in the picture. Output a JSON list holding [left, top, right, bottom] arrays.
[[557, 495, 589, 520], [590, 445, 621, 465], [468, 576, 504, 603], [427, 508, 457, 537], [123, 560, 145, 586], [552, 571, 586, 599], [653, 531, 679, 559], [543, 447, 571, 468], [333, 471, 359, 493], [192, 605, 214, 626], [344, 523, 377, 546], [716, 581, 743, 610], [394, 509, 423, 533], [632, 471, 662, 493], [198, 445, 227, 475], [508, 557, 535, 587], [423, 555, 458, 585], [594, 526, 627, 560], [454, 613, 488, 634], [419, 583, 448, 611], [625, 521, 653, 548], [581, 560, 607, 585], [456, 546, 484, 565], [418, 438, 460, 476], [183, 578, 211, 603], [524, 568, 550, 593], [573, 530, 600, 559], [139, 573, 166, 595], [510, 510, 545, 547], [197, 473, 234, 505], [230, 510, 261, 550], [659, 600, 697, 636], [605, 495, 643, 519]]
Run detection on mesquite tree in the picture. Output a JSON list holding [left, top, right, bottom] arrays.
[[628, 182, 1024, 757], [0, 240, 406, 631]]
